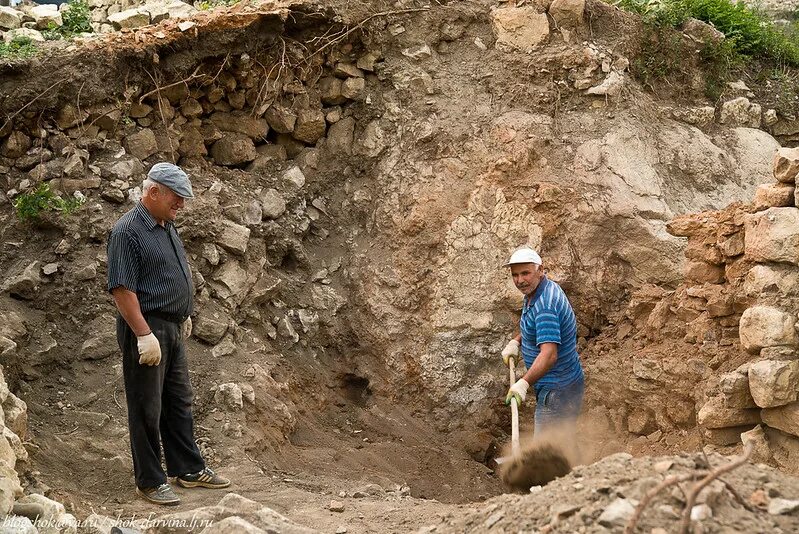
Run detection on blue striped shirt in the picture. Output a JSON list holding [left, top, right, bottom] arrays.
[[520, 276, 583, 392], [106, 202, 193, 317]]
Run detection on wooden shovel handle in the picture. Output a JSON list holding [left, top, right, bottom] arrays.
[[509, 357, 520, 456]]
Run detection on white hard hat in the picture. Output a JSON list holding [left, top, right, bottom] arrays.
[[504, 247, 542, 267]]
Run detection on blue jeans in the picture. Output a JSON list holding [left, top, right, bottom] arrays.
[[534, 379, 585, 437]]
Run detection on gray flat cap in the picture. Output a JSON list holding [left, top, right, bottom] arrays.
[[147, 162, 194, 199]]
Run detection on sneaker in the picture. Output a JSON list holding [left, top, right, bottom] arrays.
[[176, 467, 230, 489], [136, 483, 180, 505]]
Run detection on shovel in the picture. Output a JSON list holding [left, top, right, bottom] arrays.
[[495, 355, 572, 490], [496, 356, 520, 464]]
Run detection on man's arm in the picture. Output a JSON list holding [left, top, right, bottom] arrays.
[[522, 342, 558, 385], [111, 287, 151, 336]]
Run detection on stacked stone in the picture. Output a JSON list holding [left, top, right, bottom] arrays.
[[722, 147, 799, 469], [0, 47, 374, 203], [665, 203, 753, 348]]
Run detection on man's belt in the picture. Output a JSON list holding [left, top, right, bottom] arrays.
[[144, 310, 188, 325]]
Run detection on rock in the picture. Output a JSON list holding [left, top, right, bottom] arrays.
[[703, 425, 756, 446], [214, 382, 243, 410], [698, 395, 761, 429], [627, 407, 657, 435], [328, 500, 345, 513], [211, 336, 236, 358], [105, 158, 144, 181], [265, 104, 297, 134], [718, 367, 756, 409], [745, 208, 799, 264], [754, 183, 794, 210], [210, 111, 269, 141], [179, 126, 208, 158], [260, 189, 286, 219], [684, 261, 725, 284], [211, 133, 257, 166], [80, 333, 118, 360], [255, 144, 287, 162], [690, 504, 712, 520], [670, 106, 715, 127], [745, 264, 799, 298], [216, 219, 250, 256], [681, 18, 725, 44], [0, 337, 16, 357], [549, 0, 585, 27], [773, 146, 799, 184], [212, 260, 249, 299], [282, 166, 306, 189], [0, 7, 22, 31], [342, 77, 366, 100], [108, 8, 150, 30], [2, 262, 41, 300], [357, 51, 381, 71], [194, 311, 229, 345], [0, 131, 31, 159], [598, 498, 636, 528], [319, 77, 346, 106], [491, 7, 549, 52], [401, 44, 432, 60], [762, 401, 799, 438], [180, 98, 203, 119], [749, 360, 799, 408], [326, 117, 355, 155], [124, 128, 158, 160], [3, 28, 44, 43], [30, 5, 61, 30], [278, 316, 298, 343], [768, 498, 799, 515], [292, 109, 326, 144], [719, 97, 762, 128], [741, 425, 772, 463], [739, 306, 798, 354], [586, 71, 625, 97]]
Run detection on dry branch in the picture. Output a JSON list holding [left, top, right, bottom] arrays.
[[678, 442, 754, 534], [625, 473, 705, 534]]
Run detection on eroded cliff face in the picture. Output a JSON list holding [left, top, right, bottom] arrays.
[[1, 0, 798, 531]]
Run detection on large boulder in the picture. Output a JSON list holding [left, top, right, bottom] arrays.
[[718, 366, 757, 409], [749, 360, 799, 408], [491, 7, 549, 52], [744, 207, 799, 264], [761, 401, 799, 438], [739, 306, 798, 354], [745, 264, 799, 297], [215, 219, 250, 256], [718, 97, 761, 128], [108, 8, 151, 29], [210, 134, 257, 166], [30, 5, 62, 29], [697, 395, 761, 429], [124, 129, 158, 160], [549, 0, 585, 27], [0, 7, 21, 31], [265, 104, 297, 134], [209, 112, 269, 141], [292, 109, 326, 144]]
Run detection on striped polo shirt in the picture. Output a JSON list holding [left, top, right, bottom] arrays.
[[520, 276, 583, 392], [106, 202, 193, 317]]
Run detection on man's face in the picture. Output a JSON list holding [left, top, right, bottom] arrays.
[[151, 185, 185, 222], [511, 263, 544, 296]]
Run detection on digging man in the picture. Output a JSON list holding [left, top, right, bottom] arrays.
[[107, 162, 229, 506], [501, 247, 585, 438]]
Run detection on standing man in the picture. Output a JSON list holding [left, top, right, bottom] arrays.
[[107, 162, 229, 506], [501, 247, 584, 437]]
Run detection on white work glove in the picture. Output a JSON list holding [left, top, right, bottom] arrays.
[[137, 332, 162, 366], [501, 339, 520, 366], [182, 317, 192, 340], [505, 378, 529, 406]]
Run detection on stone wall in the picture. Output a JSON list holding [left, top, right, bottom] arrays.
[[687, 148, 799, 469]]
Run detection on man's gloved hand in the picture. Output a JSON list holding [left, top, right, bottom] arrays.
[[137, 332, 162, 366], [501, 339, 520, 366], [505, 378, 529, 406], [182, 317, 192, 340]]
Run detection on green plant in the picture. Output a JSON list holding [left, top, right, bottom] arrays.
[[0, 37, 37, 61], [60, 0, 93, 36], [197, 0, 241, 10], [42, 22, 63, 41], [13, 183, 85, 222]]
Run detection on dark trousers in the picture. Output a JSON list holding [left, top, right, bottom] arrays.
[[117, 315, 205, 489]]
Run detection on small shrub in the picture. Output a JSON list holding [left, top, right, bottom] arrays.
[[13, 183, 85, 222], [61, 0, 93, 36], [198, 0, 241, 10], [0, 37, 37, 61], [42, 22, 63, 41]]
